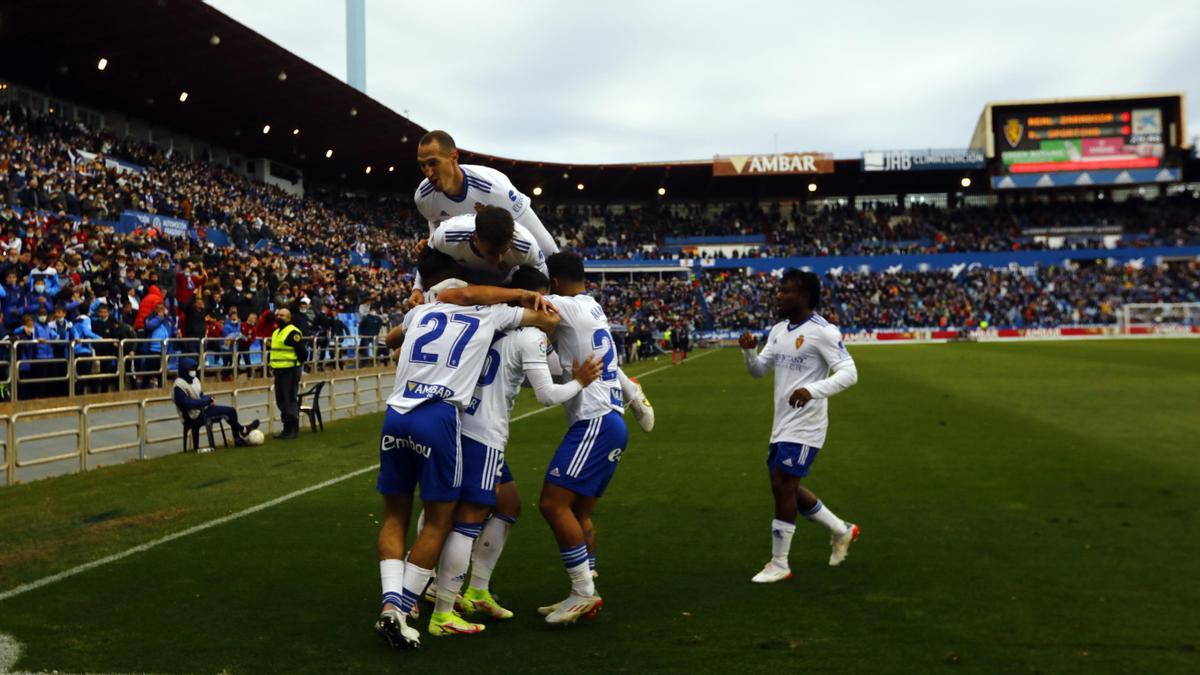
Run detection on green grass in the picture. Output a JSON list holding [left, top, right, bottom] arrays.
[[1, 341, 1199, 674]]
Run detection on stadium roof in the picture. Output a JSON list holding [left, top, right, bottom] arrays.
[[3, 1, 1189, 200], [0, 0, 430, 187]]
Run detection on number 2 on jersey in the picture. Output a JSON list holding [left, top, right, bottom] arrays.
[[410, 312, 480, 368], [591, 328, 618, 381]]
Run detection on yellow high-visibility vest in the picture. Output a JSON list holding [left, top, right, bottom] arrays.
[[269, 324, 301, 369]]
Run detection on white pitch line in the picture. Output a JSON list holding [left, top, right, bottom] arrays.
[[0, 348, 719, 605]]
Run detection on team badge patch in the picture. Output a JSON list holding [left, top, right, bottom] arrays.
[[795, 336, 805, 349], [1004, 118, 1023, 148]]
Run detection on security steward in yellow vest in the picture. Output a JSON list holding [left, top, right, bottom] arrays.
[[270, 308, 307, 440]]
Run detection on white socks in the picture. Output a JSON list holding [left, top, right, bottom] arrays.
[[771, 519, 796, 566], [398, 562, 432, 615], [380, 559, 405, 610], [804, 500, 850, 536], [434, 523, 483, 614], [469, 515, 515, 591], [617, 369, 638, 402]]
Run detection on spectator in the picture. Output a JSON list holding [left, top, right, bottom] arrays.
[[172, 357, 260, 448]]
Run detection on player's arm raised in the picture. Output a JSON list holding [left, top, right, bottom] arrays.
[[741, 329, 775, 379]]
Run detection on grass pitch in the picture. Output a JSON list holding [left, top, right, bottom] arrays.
[[1, 341, 1198, 674]]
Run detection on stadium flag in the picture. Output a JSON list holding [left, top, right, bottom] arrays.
[[713, 152, 833, 176]]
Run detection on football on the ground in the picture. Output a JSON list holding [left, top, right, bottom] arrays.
[[245, 429, 266, 446]]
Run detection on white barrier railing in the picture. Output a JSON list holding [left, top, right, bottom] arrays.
[[1, 335, 394, 403], [2, 371, 392, 487]]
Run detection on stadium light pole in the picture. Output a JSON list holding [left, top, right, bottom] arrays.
[[346, 0, 366, 93]]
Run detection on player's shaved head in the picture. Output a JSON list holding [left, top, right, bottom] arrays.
[[475, 206, 515, 251], [419, 130, 456, 154], [417, 247, 461, 288]]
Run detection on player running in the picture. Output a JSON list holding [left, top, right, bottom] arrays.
[[450, 267, 604, 620], [738, 269, 861, 584], [415, 129, 559, 254], [374, 248, 558, 649], [534, 252, 628, 624]]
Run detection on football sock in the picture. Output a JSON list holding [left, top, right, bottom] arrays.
[[617, 369, 638, 402], [560, 543, 595, 596], [380, 559, 405, 611], [804, 500, 850, 535], [469, 515, 515, 591], [434, 522, 483, 614], [588, 551, 597, 573], [398, 561, 433, 615], [771, 518, 796, 566]]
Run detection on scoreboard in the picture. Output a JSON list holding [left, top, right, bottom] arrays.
[[989, 95, 1184, 175]]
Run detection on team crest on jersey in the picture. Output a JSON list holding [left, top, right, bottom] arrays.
[[795, 336, 805, 349], [1003, 118, 1023, 148]]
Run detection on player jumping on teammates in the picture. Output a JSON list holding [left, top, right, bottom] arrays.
[[535, 252, 628, 624], [738, 269, 861, 583], [414, 133, 656, 434], [374, 248, 558, 648], [446, 267, 604, 620]]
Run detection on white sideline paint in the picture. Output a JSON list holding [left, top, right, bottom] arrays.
[[0, 350, 715, 674]]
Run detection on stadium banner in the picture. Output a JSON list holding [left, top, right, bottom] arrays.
[[713, 152, 834, 176], [861, 148, 985, 172], [699, 325, 1199, 345], [115, 210, 192, 238], [586, 246, 1200, 275], [991, 168, 1180, 189]]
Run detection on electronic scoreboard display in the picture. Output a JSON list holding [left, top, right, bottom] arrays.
[[991, 96, 1183, 174]]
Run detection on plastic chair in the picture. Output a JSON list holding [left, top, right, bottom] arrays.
[[298, 381, 326, 432], [176, 403, 231, 452]]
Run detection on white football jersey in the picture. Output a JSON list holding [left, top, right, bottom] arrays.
[[386, 298, 524, 414], [426, 214, 548, 287], [460, 327, 548, 449], [415, 164, 531, 234], [757, 314, 853, 447], [546, 293, 624, 425]]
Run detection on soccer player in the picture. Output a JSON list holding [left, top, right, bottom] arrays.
[[452, 266, 604, 620], [671, 322, 690, 366], [374, 248, 558, 648], [415, 130, 559, 254], [417, 206, 548, 289], [412, 204, 655, 434], [738, 269, 861, 584], [535, 252, 628, 624]]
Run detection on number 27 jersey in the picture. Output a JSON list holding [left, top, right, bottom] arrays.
[[546, 293, 624, 425], [387, 301, 524, 414]]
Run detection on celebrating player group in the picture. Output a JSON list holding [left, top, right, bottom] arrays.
[[370, 131, 861, 650]]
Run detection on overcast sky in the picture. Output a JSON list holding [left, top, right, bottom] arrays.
[[207, 0, 1200, 164]]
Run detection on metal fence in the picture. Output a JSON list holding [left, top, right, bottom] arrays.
[[0, 370, 394, 487], [0, 334, 392, 402]]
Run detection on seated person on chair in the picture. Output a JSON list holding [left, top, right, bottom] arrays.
[[173, 357, 261, 447]]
